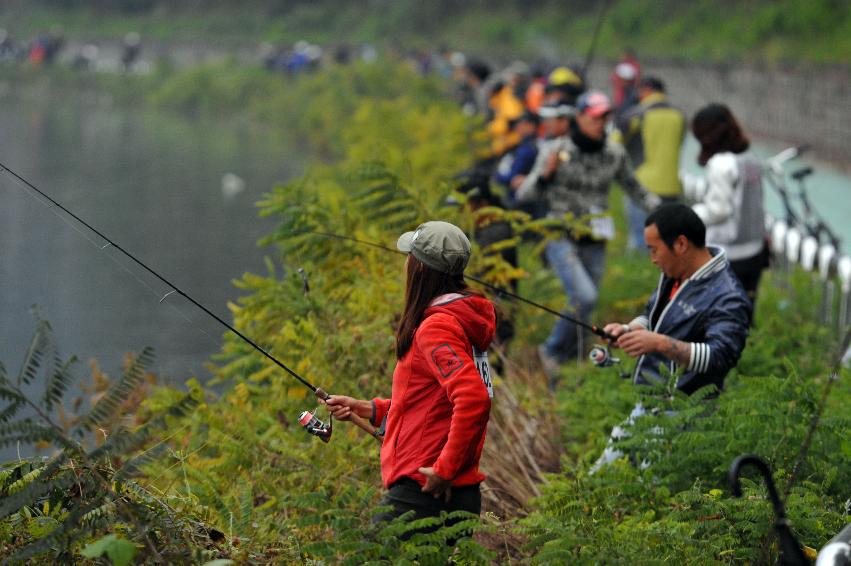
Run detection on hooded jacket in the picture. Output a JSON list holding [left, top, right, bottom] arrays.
[[371, 293, 496, 489], [630, 246, 751, 395]]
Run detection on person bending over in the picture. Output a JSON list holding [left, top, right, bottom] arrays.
[[593, 204, 750, 470]]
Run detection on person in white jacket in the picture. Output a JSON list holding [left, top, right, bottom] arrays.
[[682, 104, 768, 310]]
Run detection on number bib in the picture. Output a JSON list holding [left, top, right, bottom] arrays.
[[473, 346, 494, 398], [589, 207, 615, 240]]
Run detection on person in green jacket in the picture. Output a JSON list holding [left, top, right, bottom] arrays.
[[615, 76, 686, 251]]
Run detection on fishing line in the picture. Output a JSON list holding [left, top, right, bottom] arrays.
[[1, 167, 221, 349], [306, 230, 615, 341], [0, 160, 318, 393]]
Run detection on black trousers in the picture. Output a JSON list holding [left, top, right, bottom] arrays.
[[372, 477, 481, 544], [729, 244, 770, 304]]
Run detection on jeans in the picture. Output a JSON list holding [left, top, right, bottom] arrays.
[[626, 196, 648, 252], [543, 237, 607, 362], [626, 195, 681, 251]]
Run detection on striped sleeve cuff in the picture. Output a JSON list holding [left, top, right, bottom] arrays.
[[687, 343, 711, 373], [630, 316, 650, 329]]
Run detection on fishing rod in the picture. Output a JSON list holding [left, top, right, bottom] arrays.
[[0, 161, 381, 443], [307, 230, 616, 341], [783, 326, 850, 499], [581, 0, 612, 78]]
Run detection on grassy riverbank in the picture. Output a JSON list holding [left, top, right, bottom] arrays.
[[1, 60, 849, 563], [3, 0, 850, 64]]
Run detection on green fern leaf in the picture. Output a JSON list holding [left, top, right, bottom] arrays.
[[16, 315, 52, 387], [4, 496, 105, 562], [42, 355, 78, 412], [80, 347, 154, 431]]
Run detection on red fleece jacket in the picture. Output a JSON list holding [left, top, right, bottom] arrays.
[[372, 294, 496, 489]]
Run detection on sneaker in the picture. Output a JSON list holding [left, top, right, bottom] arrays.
[[537, 344, 562, 387]]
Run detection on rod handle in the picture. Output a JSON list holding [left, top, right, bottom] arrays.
[[591, 325, 617, 342], [315, 387, 383, 442]]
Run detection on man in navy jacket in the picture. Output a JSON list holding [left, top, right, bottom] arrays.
[[604, 203, 751, 395], [592, 204, 750, 471]]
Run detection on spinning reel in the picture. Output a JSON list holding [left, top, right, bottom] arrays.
[[589, 344, 630, 378], [298, 409, 332, 442]]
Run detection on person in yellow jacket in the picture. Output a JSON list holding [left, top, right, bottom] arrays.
[[486, 79, 526, 156], [614, 76, 686, 251]]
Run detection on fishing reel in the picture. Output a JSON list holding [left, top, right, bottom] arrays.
[[589, 344, 620, 367], [298, 409, 332, 442], [589, 344, 630, 379]]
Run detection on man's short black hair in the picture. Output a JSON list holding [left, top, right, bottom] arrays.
[[639, 76, 665, 93], [645, 203, 706, 249]]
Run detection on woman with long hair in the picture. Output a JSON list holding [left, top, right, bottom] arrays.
[[684, 103, 768, 307], [325, 221, 496, 530]]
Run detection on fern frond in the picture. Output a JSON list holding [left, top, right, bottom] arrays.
[[7, 466, 44, 495], [350, 162, 425, 231], [112, 443, 168, 481], [42, 355, 78, 413], [0, 400, 24, 424], [16, 313, 52, 387], [0, 420, 65, 449], [79, 347, 154, 431], [88, 390, 198, 464], [3, 497, 105, 563], [0, 383, 26, 403], [80, 498, 118, 527], [0, 463, 73, 518]]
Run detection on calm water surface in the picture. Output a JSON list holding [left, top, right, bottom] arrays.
[[0, 87, 303, 386]]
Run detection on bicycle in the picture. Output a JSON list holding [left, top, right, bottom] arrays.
[[763, 146, 851, 331]]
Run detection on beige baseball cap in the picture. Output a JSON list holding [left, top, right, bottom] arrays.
[[396, 221, 471, 275]]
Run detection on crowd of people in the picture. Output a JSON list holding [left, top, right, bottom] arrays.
[[0, 27, 144, 72], [442, 53, 768, 379]]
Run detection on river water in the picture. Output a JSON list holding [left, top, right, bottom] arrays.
[[0, 86, 303, 388]]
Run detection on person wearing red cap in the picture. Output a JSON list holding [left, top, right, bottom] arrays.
[[516, 91, 657, 387], [325, 221, 496, 539], [610, 49, 641, 108]]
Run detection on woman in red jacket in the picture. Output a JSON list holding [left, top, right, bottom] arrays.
[[326, 220, 496, 526]]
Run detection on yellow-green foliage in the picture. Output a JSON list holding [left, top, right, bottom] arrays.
[[137, 61, 503, 563], [525, 269, 851, 563], [146, 59, 466, 161], [9, 59, 848, 564]]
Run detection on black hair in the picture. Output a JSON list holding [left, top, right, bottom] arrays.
[[466, 60, 491, 83], [692, 103, 750, 166], [639, 76, 665, 93], [509, 111, 540, 129], [455, 168, 502, 207], [396, 257, 469, 359], [645, 203, 706, 249]]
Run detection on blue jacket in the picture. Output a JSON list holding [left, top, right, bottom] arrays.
[[495, 135, 538, 205], [630, 246, 751, 395]]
